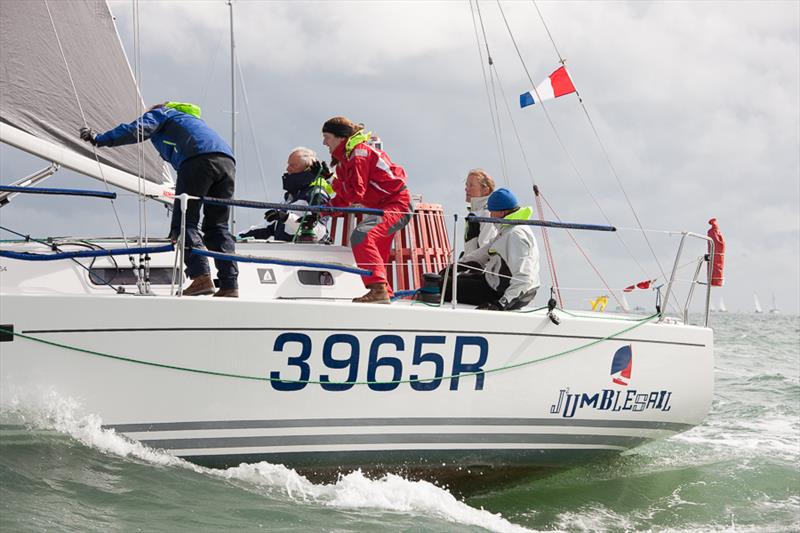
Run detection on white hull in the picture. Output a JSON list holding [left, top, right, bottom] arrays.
[[0, 241, 714, 475]]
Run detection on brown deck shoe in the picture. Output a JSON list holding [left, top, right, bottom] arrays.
[[213, 288, 239, 298], [352, 283, 391, 304], [182, 274, 215, 296]]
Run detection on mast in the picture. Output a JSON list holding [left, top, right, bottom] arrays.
[[228, 0, 236, 235]]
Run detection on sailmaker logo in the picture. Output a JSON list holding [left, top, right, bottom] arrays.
[[610, 344, 633, 386], [547, 344, 673, 418]]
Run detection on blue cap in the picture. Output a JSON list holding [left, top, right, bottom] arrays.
[[487, 188, 519, 211]]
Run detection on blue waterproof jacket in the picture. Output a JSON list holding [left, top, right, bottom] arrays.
[[95, 107, 234, 171]]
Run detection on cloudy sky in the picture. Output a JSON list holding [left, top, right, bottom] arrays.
[[1, 0, 798, 314]]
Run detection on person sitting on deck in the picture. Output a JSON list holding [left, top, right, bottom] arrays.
[[239, 147, 333, 242], [463, 168, 498, 254], [79, 101, 239, 298], [436, 168, 500, 284], [441, 187, 540, 311]]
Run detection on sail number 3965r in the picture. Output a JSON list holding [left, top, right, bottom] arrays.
[[269, 333, 489, 391]]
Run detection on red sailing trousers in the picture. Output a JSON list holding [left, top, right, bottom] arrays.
[[350, 190, 412, 294]]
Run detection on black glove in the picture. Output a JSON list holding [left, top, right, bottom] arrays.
[[79, 127, 97, 145], [476, 300, 504, 311], [264, 209, 289, 223], [310, 160, 333, 179]]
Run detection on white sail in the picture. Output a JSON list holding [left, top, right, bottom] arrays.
[[719, 297, 727, 312], [769, 293, 780, 314], [0, 0, 173, 193], [754, 293, 763, 313]]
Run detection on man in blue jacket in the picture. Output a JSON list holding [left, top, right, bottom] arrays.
[[80, 102, 238, 297]]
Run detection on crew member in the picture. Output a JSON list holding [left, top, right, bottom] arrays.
[[80, 101, 238, 297], [239, 147, 332, 242], [463, 168, 498, 254], [322, 116, 412, 304], [443, 188, 540, 310]]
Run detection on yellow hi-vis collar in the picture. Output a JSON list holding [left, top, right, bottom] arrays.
[[502, 206, 533, 225], [345, 130, 371, 157], [165, 102, 201, 118]]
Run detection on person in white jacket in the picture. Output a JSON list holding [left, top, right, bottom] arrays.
[[463, 168, 499, 254], [443, 187, 540, 311]]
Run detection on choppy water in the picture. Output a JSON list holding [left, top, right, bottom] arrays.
[[1, 314, 798, 532]]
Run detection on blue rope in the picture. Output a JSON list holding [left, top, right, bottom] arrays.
[[189, 248, 372, 276], [392, 289, 419, 299], [0, 244, 174, 261], [198, 196, 385, 216], [0, 185, 117, 200], [471, 216, 616, 232]]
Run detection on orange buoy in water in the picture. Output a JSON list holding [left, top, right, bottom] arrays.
[[707, 218, 725, 287]]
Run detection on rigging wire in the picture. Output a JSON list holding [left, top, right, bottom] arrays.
[[234, 48, 270, 202], [475, 2, 510, 186], [538, 189, 626, 310], [468, 0, 509, 186], [529, 0, 678, 309], [199, 32, 225, 111], [495, 0, 681, 314], [469, 2, 562, 304], [42, 0, 131, 251], [0, 224, 121, 292], [132, 0, 150, 293]]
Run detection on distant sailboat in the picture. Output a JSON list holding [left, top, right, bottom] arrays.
[[710, 302, 717, 312], [754, 293, 763, 314], [718, 297, 727, 313], [769, 293, 780, 314]]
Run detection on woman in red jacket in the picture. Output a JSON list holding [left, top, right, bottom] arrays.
[[322, 116, 412, 304]]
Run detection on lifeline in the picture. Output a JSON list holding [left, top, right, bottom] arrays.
[[549, 388, 672, 418]]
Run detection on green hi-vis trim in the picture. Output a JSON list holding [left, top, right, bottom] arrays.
[[165, 102, 201, 118], [345, 130, 371, 157], [504, 206, 533, 222], [310, 177, 334, 195]]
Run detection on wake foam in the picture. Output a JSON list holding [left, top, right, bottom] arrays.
[[0, 392, 533, 533]]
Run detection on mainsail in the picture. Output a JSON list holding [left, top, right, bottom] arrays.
[[0, 0, 173, 197]]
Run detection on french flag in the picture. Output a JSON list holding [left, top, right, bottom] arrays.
[[519, 66, 576, 108]]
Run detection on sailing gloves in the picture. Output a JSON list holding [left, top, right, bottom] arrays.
[[310, 160, 333, 179], [79, 127, 97, 145], [264, 209, 289, 224]]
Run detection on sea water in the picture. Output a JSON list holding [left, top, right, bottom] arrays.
[[1, 313, 797, 532]]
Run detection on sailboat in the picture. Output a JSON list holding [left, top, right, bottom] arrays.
[[754, 294, 763, 314], [769, 293, 780, 314], [0, 1, 716, 481], [718, 297, 727, 313]]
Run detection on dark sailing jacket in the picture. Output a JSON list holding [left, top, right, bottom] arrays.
[[95, 107, 233, 171]]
